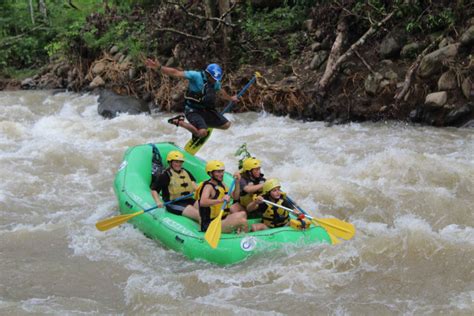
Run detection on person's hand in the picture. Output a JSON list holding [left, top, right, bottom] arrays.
[[145, 58, 161, 70], [255, 196, 264, 204], [230, 95, 239, 103], [156, 202, 164, 208], [222, 195, 231, 203], [233, 172, 241, 181]]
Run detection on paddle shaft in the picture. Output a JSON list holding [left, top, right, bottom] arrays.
[[267, 198, 354, 240], [204, 179, 236, 248], [222, 179, 236, 209], [95, 193, 195, 232], [286, 196, 340, 244], [287, 196, 310, 217], [135, 192, 194, 216], [221, 74, 258, 114], [184, 72, 260, 155], [262, 199, 302, 217]]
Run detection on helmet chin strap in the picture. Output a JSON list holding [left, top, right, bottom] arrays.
[[209, 171, 222, 183]]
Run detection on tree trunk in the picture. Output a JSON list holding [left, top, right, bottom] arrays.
[[318, 16, 348, 94], [29, 0, 35, 25], [204, 0, 216, 35], [38, 0, 48, 22], [218, 0, 231, 61], [394, 34, 444, 102], [316, 11, 395, 96]]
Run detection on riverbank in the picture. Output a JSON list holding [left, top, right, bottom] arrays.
[[1, 2, 473, 127]]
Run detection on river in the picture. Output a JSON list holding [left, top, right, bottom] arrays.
[[1, 90, 473, 315]]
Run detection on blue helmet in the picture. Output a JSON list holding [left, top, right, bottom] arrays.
[[205, 63, 223, 81]]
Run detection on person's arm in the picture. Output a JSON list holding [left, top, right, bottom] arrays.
[[283, 199, 300, 215], [185, 169, 198, 191], [150, 173, 168, 208], [145, 58, 185, 79], [200, 184, 228, 207], [243, 182, 264, 194], [218, 88, 238, 103], [247, 196, 264, 212], [231, 172, 241, 200], [151, 190, 163, 208]]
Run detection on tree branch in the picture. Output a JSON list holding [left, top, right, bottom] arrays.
[[156, 27, 210, 41], [317, 11, 395, 94], [354, 49, 375, 74], [165, 1, 236, 27], [394, 33, 444, 102]]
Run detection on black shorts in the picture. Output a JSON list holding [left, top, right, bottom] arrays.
[[199, 206, 229, 232], [185, 108, 229, 130], [165, 198, 195, 216]]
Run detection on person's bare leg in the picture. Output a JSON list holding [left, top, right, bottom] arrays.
[[229, 203, 246, 214], [251, 223, 268, 232], [182, 205, 200, 222], [222, 212, 248, 233], [177, 121, 208, 137], [215, 121, 231, 130]]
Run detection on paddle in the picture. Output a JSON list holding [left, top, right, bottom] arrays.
[[204, 179, 236, 249], [286, 196, 340, 244], [184, 72, 262, 155], [262, 199, 355, 241], [95, 193, 194, 232]]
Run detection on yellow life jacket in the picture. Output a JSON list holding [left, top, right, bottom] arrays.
[[167, 168, 193, 201], [262, 197, 289, 228], [239, 173, 265, 208], [195, 180, 229, 219]]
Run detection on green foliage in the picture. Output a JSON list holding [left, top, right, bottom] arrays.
[[243, 5, 306, 39], [287, 32, 307, 57], [239, 2, 309, 65], [404, 8, 455, 34], [263, 48, 281, 64], [234, 143, 253, 170], [0, 0, 101, 76], [424, 9, 455, 32], [82, 19, 146, 60], [352, 0, 457, 35]]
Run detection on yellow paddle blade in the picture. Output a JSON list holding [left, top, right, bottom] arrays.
[[95, 210, 144, 232], [309, 219, 340, 244], [255, 71, 263, 78], [327, 231, 341, 244], [312, 217, 355, 240], [204, 211, 223, 249], [184, 128, 213, 155]]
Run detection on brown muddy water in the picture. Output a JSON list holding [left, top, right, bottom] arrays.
[[0, 91, 473, 315]]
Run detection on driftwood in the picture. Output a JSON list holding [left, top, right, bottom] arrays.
[[394, 34, 444, 102], [317, 11, 395, 95]]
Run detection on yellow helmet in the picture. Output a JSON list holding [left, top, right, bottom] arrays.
[[262, 178, 281, 194], [167, 150, 185, 162], [242, 157, 261, 172], [206, 160, 225, 173]]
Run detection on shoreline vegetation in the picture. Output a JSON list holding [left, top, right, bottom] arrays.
[[1, 1, 473, 127]]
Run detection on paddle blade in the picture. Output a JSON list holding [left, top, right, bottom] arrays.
[[204, 211, 223, 248], [95, 211, 144, 232], [184, 129, 213, 155], [313, 217, 355, 240], [326, 230, 341, 245]]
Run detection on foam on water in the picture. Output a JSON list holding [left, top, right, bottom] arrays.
[[1, 91, 473, 314]]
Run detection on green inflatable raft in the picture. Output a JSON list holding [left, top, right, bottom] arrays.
[[113, 142, 333, 265]]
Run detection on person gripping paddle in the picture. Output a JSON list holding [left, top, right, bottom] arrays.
[[145, 59, 238, 141]]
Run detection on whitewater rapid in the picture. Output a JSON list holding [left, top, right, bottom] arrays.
[[0, 91, 473, 314]]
